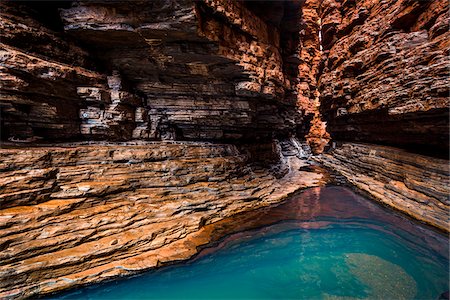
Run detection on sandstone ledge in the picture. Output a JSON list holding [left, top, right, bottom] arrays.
[[0, 142, 324, 299], [316, 143, 449, 232]]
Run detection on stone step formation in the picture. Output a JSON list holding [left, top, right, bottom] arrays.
[[0, 142, 324, 298], [1, 0, 306, 143]]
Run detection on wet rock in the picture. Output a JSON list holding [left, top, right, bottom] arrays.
[[316, 143, 450, 232], [0, 0, 448, 298], [0, 142, 324, 298]]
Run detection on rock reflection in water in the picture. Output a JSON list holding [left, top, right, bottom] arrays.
[[50, 186, 449, 300], [198, 186, 447, 260]]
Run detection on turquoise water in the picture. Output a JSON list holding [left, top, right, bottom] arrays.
[[51, 186, 449, 300]]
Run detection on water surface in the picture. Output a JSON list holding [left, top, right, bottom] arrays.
[[52, 186, 449, 300]]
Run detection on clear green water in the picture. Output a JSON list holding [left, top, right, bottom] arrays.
[[51, 187, 449, 300]]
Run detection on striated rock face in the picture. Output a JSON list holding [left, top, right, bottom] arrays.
[[0, 2, 105, 141], [0, 142, 323, 298], [319, 0, 449, 157], [317, 143, 449, 232], [0, 1, 327, 298], [297, 0, 321, 116], [306, 112, 330, 155], [0, 0, 448, 298], [310, 0, 449, 232], [0, 0, 309, 143], [296, 0, 331, 154]]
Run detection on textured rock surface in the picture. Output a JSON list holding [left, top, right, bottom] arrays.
[[317, 143, 449, 232], [0, 142, 323, 298], [0, 2, 324, 298], [319, 0, 449, 157], [57, 0, 305, 141], [307, 0, 449, 232], [296, 0, 331, 154], [297, 0, 321, 116], [306, 112, 330, 155], [0, 2, 106, 141], [0, 0, 310, 143], [0, 0, 448, 298]]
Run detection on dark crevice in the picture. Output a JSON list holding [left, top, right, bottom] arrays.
[[20, 1, 73, 32]]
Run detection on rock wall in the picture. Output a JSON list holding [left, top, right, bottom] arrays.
[[0, 2, 106, 141], [319, 0, 449, 158], [317, 143, 449, 232], [0, 142, 323, 298], [0, 0, 311, 143], [0, 1, 329, 298], [297, 0, 321, 115], [0, 0, 448, 298], [307, 0, 450, 231]]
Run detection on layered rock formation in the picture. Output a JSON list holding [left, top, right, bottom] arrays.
[[318, 0, 449, 157], [296, 0, 331, 154], [296, 0, 321, 116], [0, 2, 105, 141], [300, 0, 450, 230], [0, 142, 323, 298], [0, 0, 310, 143], [317, 143, 449, 232], [0, 1, 330, 298], [0, 0, 449, 298]]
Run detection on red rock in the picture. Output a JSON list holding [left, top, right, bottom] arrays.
[[0, 142, 324, 298], [0, 1, 448, 298], [317, 143, 449, 232], [318, 0, 449, 157]]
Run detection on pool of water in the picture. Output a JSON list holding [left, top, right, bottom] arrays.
[[51, 186, 449, 300]]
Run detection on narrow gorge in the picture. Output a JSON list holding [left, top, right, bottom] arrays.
[[0, 0, 448, 299]]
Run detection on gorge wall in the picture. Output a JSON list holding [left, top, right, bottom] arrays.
[[1, 0, 310, 143], [318, 0, 449, 157], [0, 142, 322, 298], [304, 0, 449, 232], [0, 1, 326, 298], [0, 0, 449, 298]]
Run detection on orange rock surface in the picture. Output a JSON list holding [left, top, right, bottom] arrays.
[[0, 142, 324, 298]]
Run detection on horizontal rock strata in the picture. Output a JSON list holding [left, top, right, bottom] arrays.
[[0, 142, 323, 299], [1, 0, 311, 143], [1, 0, 448, 299], [317, 143, 449, 232], [0, 2, 106, 141], [319, 0, 449, 157]]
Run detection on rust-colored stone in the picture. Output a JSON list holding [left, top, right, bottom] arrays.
[[318, 0, 449, 156], [0, 142, 324, 298]]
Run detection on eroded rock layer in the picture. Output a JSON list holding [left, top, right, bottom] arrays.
[[317, 143, 449, 232], [0, 142, 323, 298], [0, 2, 105, 141], [0, 1, 327, 298], [319, 0, 449, 157], [310, 0, 450, 232], [0, 0, 448, 298], [1, 0, 308, 143]]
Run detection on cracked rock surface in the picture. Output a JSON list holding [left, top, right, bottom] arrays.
[[0, 142, 323, 298]]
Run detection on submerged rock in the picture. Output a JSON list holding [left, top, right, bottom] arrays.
[[346, 253, 417, 300], [0, 0, 448, 298]]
